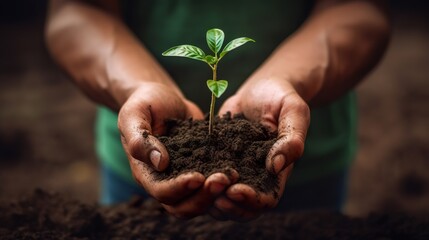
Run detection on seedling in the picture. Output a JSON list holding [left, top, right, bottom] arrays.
[[162, 28, 254, 134]]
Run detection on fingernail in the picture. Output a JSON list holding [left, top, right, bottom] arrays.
[[187, 180, 202, 190], [210, 182, 226, 195], [272, 154, 285, 174], [150, 150, 161, 169]]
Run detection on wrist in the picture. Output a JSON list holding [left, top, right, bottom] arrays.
[[286, 70, 324, 105], [109, 80, 144, 110], [239, 72, 317, 104], [245, 65, 325, 106]]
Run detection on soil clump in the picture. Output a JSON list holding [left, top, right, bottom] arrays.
[[157, 113, 278, 195]]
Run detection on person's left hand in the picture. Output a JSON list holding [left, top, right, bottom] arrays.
[[118, 83, 239, 219], [215, 77, 310, 221]]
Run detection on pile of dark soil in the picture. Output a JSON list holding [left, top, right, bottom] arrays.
[[1, 190, 429, 239], [157, 113, 278, 195]]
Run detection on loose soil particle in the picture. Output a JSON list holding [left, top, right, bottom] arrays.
[[156, 113, 278, 196]]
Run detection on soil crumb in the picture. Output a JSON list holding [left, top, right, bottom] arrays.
[[157, 113, 278, 195]]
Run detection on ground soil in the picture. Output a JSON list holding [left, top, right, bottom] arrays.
[[1, 189, 429, 240], [157, 113, 277, 195]]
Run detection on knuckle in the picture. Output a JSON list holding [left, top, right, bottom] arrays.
[[283, 93, 310, 115], [288, 96, 310, 116], [288, 135, 305, 158], [128, 137, 144, 160], [117, 107, 129, 129], [271, 134, 305, 162]]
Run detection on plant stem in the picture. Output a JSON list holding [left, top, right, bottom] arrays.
[[208, 64, 217, 135]]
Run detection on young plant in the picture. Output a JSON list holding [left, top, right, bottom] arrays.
[[162, 28, 254, 134]]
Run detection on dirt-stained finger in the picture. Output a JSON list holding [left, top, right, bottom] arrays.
[[128, 158, 206, 205], [161, 172, 235, 219], [266, 93, 309, 174], [126, 132, 170, 171], [225, 165, 292, 211]]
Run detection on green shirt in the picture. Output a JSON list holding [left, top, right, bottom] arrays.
[[96, 0, 357, 185]]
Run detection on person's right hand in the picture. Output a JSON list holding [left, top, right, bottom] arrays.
[[118, 83, 238, 218]]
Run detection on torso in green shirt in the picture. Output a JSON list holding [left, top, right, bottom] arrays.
[[96, 0, 357, 185]]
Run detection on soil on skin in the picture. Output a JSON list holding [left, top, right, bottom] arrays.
[[1, 190, 429, 240], [156, 112, 278, 196]]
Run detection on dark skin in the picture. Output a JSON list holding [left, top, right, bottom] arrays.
[[46, 0, 390, 221]]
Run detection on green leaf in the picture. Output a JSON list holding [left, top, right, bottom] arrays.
[[162, 45, 206, 62], [207, 80, 228, 98], [205, 55, 217, 65], [206, 28, 225, 54], [220, 37, 255, 58]]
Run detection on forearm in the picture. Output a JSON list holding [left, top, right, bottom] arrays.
[[45, 1, 182, 110], [243, 0, 390, 106]]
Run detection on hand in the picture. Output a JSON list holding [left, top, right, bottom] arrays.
[[215, 77, 310, 221], [118, 83, 238, 218]]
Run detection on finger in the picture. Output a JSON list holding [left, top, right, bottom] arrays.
[[224, 164, 293, 210], [162, 170, 239, 219], [224, 184, 275, 210], [218, 95, 242, 116], [121, 133, 169, 171], [184, 99, 205, 120], [128, 158, 205, 205], [118, 100, 170, 171], [163, 173, 231, 218], [266, 92, 310, 174]]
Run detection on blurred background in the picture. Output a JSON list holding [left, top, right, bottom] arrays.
[[0, 1, 428, 216]]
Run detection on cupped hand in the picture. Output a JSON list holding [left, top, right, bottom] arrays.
[[118, 83, 238, 218], [215, 78, 310, 221]]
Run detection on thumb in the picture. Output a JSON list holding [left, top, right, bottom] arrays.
[[266, 93, 310, 174], [183, 99, 205, 120], [218, 95, 242, 116], [118, 101, 169, 171]]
